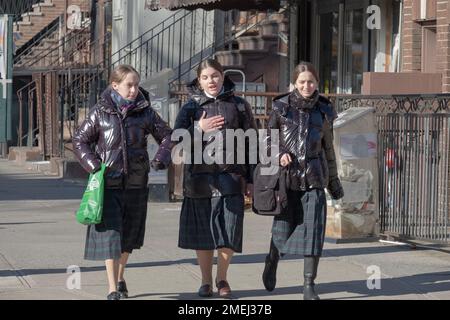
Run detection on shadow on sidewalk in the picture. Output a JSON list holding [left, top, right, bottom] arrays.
[[127, 270, 450, 300], [0, 222, 57, 226], [0, 176, 85, 201], [0, 244, 433, 278]]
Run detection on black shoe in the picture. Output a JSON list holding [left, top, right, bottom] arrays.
[[107, 291, 121, 300], [262, 238, 280, 292], [262, 254, 279, 292], [303, 282, 320, 300], [303, 256, 320, 300], [117, 280, 128, 299], [198, 284, 213, 297]]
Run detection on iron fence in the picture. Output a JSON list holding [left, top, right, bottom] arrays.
[[336, 95, 450, 243]]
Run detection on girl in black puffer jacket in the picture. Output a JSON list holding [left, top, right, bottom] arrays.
[[260, 62, 344, 300], [73, 64, 173, 300], [174, 59, 256, 298]]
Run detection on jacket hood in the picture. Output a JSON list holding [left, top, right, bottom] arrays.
[[186, 76, 236, 105], [272, 92, 290, 105]]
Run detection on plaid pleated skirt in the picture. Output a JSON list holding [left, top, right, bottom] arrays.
[[178, 194, 245, 253], [272, 189, 327, 256], [84, 188, 149, 261]]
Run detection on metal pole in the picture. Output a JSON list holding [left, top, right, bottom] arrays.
[[224, 69, 246, 99]]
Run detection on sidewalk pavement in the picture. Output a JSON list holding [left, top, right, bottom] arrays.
[[1, 158, 450, 300]]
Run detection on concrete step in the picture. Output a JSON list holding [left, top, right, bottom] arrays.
[[6, 153, 88, 179], [17, 21, 32, 26], [24, 161, 55, 176], [8, 147, 42, 165], [13, 0, 90, 50], [236, 35, 278, 51], [22, 12, 44, 19], [215, 51, 245, 69], [33, 2, 55, 11], [260, 20, 281, 36]]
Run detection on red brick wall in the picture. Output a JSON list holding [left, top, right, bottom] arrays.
[[402, 0, 450, 92], [401, 0, 422, 72], [436, 0, 450, 92]]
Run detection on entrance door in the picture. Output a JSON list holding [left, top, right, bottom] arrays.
[[314, 0, 370, 94]]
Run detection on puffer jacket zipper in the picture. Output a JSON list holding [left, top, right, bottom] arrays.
[[117, 113, 128, 176]]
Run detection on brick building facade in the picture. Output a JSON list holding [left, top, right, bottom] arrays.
[[402, 0, 450, 92]]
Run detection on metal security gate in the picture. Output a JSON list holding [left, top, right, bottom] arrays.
[[17, 71, 61, 159], [377, 97, 450, 243]]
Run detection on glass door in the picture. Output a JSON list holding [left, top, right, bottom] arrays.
[[342, 0, 369, 93], [318, 10, 340, 94], [313, 0, 370, 94], [316, 0, 341, 94]]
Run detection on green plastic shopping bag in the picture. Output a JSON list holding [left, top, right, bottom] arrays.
[[76, 163, 106, 225]]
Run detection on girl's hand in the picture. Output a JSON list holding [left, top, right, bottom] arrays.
[[280, 153, 292, 167], [245, 183, 253, 198], [198, 111, 225, 132]]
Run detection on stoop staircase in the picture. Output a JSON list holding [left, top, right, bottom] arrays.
[[13, 0, 91, 49], [11, 6, 286, 178], [11, 0, 99, 174], [215, 10, 289, 92], [13, 0, 92, 70]]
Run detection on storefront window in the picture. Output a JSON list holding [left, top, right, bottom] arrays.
[[319, 11, 339, 94], [343, 8, 364, 93]]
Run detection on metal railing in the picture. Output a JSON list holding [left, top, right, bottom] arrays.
[[53, 8, 283, 158], [17, 78, 40, 148], [13, 15, 61, 62], [110, 10, 192, 80], [111, 8, 285, 88], [335, 94, 450, 243], [57, 32, 112, 156], [15, 29, 112, 159], [110, 9, 216, 87], [16, 70, 60, 158], [0, 0, 43, 22], [15, 20, 93, 68]]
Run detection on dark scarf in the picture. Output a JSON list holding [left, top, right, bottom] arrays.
[[289, 89, 320, 110], [110, 89, 137, 114]]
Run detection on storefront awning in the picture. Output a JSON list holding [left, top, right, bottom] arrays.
[[145, 0, 280, 11]]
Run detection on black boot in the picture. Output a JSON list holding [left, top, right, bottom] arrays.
[[303, 256, 320, 300], [262, 238, 280, 292], [117, 280, 128, 299]]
